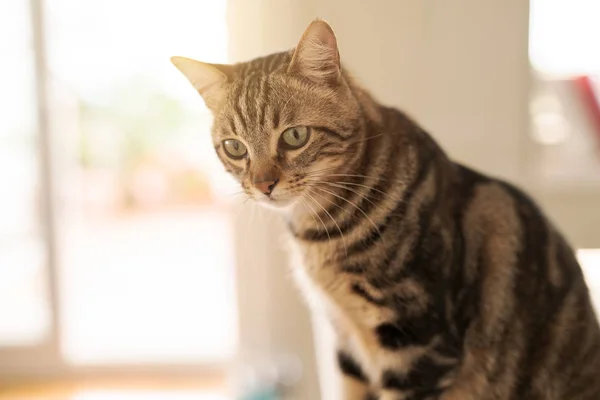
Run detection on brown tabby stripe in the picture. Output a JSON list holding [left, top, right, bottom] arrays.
[[312, 125, 349, 141], [241, 75, 259, 123], [446, 165, 486, 339], [230, 83, 248, 132], [337, 351, 368, 382], [257, 76, 269, 127], [351, 282, 386, 306], [226, 118, 237, 136], [381, 354, 451, 392], [343, 150, 434, 257]]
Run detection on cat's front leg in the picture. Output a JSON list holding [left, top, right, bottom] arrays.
[[336, 350, 373, 400]]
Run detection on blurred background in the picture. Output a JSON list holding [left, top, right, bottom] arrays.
[[0, 0, 599, 399]]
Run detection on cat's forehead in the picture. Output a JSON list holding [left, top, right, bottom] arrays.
[[232, 51, 293, 78], [212, 50, 344, 144], [214, 79, 302, 144], [213, 76, 285, 144]]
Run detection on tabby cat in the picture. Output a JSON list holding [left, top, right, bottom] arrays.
[[172, 19, 600, 400]]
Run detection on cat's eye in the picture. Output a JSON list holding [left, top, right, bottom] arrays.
[[280, 126, 309, 149], [222, 139, 247, 159]]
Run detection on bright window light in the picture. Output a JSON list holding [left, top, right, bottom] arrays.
[[530, 0, 600, 76], [44, 0, 238, 365], [578, 249, 600, 313]]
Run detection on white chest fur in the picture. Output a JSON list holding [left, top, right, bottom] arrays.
[[287, 241, 417, 385]]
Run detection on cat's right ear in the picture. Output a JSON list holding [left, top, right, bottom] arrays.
[[170, 56, 232, 109], [288, 19, 341, 85]]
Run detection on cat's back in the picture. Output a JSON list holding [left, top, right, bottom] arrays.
[[448, 163, 600, 399]]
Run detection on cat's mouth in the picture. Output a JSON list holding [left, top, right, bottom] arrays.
[[246, 178, 301, 209], [254, 191, 297, 209]]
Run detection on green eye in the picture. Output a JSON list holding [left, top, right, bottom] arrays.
[[223, 139, 247, 159], [280, 126, 309, 149]]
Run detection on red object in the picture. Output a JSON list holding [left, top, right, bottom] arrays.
[[573, 75, 600, 149]]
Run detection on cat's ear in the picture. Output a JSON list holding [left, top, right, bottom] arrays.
[[170, 56, 232, 109], [288, 19, 341, 85]]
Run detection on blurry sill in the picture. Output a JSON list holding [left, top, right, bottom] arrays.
[[0, 362, 228, 379], [0, 373, 227, 399]]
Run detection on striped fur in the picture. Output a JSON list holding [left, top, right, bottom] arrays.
[[173, 19, 600, 400]]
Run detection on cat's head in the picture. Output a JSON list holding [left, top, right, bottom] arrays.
[[172, 20, 363, 209]]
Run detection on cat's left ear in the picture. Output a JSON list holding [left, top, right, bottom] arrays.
[[288, 19, 341, 85], [171, 56, 232, 109]]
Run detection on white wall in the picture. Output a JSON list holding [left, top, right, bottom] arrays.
[[302, 0, 531, 183]]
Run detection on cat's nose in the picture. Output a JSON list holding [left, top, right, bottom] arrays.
[[253, 178, 279, 195]]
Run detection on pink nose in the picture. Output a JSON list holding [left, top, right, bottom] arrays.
[[254, 179, 278, 195]]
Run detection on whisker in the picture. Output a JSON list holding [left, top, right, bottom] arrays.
[[236, 199, 251, 257], [319, 181, 384, 214], [303, 177, 386, 201], [303, 170, 406, 187], [328, 180, 399, 202], [306, 189, 347, 257], [244, 201, 258, 253], [314, 186, 382, 241], [232, 198, 248, 239], [304, 182, 368, 228], [305, 193, 333, 252], [351, 133, 384, 143], [304, 177, 390, 210], [303, 179, 389, 213], [327, 173, 406, 185], [303, 166, 342, 178], [304, 179, 407, 220], [301, 197, 320, 230], [305, 183, 350, 214]]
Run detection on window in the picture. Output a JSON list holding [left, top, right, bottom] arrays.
[[0, 0, 51, 347], [1, 0, 237, 377], [529, 0, 600, 187], [579, 249, 600, 313], [530, 0, 600, 76], [43, 0, 238, 365]]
